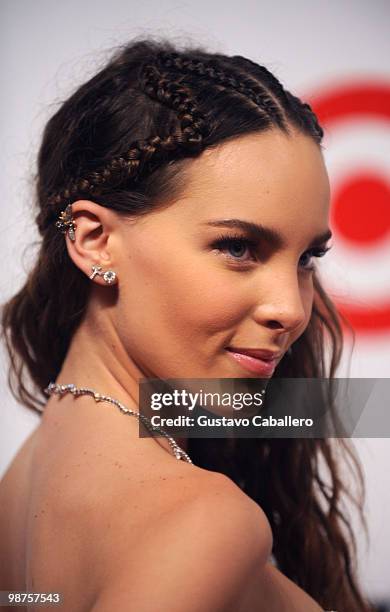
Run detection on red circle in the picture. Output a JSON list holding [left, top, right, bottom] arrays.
[[310, 82, 390, 333], [331, 173, 390, 246], [312, 83, 390, 124]]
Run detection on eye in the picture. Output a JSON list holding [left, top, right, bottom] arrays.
[[299, 245, 333, 271], [211, 233, 257, 264], [211, 233, 333, 270]]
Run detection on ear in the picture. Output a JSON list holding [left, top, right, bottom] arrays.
[[63, 200, 119, 285]]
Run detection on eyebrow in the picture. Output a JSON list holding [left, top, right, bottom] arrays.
[[201, 218, 333, 248]]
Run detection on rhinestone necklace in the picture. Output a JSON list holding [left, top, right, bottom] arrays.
[[44, 382, 193, 464]]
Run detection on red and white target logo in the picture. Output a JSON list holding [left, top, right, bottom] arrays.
[[310, 82, 390, 334]]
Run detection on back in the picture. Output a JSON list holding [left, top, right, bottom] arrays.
[[0, 424, 103, 611], [0, 398, 326, 612], [0, 430, 36, 596], [0, 397, 268, 611]]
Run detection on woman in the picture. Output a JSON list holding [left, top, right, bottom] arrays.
[[0, 38, 375, 611]]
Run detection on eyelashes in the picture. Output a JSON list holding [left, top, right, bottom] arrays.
[[211, 233, 257, 263], [299, 245, 332, 270], [211, 232, 333, 271]]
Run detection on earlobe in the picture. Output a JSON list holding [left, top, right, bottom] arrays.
[[89, 265, 117, 285]]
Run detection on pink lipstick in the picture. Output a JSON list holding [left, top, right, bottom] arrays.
[[226, 348, 278, 376]]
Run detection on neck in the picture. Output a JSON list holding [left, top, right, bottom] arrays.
[[53, 309, 189, 455]]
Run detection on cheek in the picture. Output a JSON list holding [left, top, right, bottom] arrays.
[[303, 280, 315, 319], [291, 280, 315, 342], [119, 246, 243, 334], [169, 273, 245, 333]]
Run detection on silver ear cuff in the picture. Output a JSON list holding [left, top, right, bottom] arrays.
[[56, 203, 76, 241], [89, 265, 117, 285]]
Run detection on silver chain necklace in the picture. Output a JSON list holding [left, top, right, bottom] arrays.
[[44, 382, 193, 464]]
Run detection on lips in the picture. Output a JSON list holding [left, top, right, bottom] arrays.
[[227, 347, 283, 361], [226, 347, 281, 376]]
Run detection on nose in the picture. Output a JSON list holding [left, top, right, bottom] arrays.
[[251, 268, 309, 334]]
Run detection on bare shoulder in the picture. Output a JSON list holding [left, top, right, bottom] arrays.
[[92, 469, 273, 612], [183, 469, 273, 558], [107, 466, 273, 566]]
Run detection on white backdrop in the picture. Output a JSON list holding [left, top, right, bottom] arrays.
[[1, 0, 389, 603]]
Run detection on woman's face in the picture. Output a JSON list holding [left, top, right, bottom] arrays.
[[113, 129, 331, 379]]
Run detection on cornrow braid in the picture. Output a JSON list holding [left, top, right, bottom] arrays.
[[43, 131, 196, 211], [223, 53, 324, 142], [156, 51, 288, 126], [139, 63, 210, 143], [299, 100, 324, 141], [39, 61, 213, 232]]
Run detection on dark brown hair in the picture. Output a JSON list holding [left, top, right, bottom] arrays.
[[1, 37, 374, 611]]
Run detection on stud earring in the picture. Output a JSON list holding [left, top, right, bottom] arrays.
[[89, 265, 117, 285], [102, 270, 116, 284], [89, 265, 103, 280]]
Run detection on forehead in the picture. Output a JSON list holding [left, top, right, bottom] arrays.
[[164, 130, 330, 241]]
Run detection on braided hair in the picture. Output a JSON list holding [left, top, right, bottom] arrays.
[[35, 42, 321, 234], [1, 37, 373, 612]]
